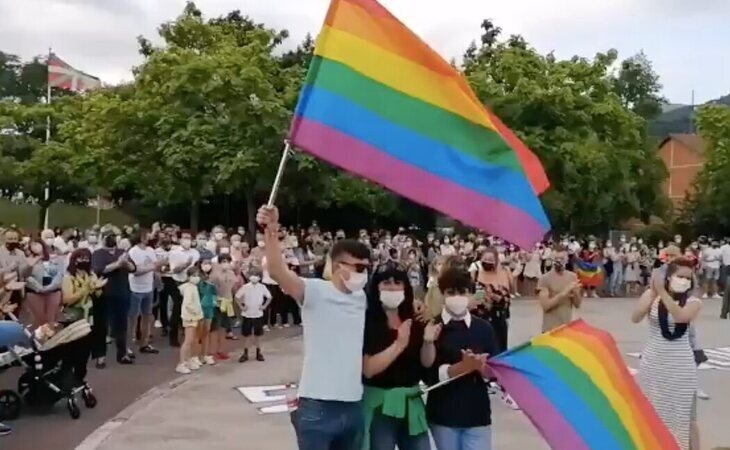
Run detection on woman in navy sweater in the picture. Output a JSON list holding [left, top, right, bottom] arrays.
[[426, 266, 497, 450]]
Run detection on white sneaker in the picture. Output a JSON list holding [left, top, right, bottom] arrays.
[[592, 292, 600, 298], [697, 388, 710, 400], [154, 320, 162, 329], [204, 355, 216, 365], [487, 381, 500, 396], [283, 323, 291, 328], [176, 363, 191, 374], [188, 358, 201, 370], [263, 325, 270, 332], [713, 294, 722, 300], [702, 293, 709, 299]]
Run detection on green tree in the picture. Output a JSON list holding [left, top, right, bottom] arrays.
[[683, 105, 730, 233], [0, 98, 90, 227], [613, 52, 666, 121], [67, 3, 289, 231], [462, 20, 667, 234]]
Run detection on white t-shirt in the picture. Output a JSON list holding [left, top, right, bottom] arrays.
[[701, 247, 722, 269], [235, 282, 271, 318], [168, 248, 200, 283], [261, 256, 278, 285], [721, 244, 730, 266], [128, 245, 157, 293]]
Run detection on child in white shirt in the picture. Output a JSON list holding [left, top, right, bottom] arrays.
[[235, 275, 272, 362]]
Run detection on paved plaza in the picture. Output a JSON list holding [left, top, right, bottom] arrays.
[[77, 298, 730, 450]]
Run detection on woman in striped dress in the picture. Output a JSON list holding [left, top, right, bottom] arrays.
[[632, 257, 702, 450]]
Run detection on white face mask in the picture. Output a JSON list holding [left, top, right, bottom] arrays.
[[669, 276, 691, 294], [380, 290, 405, 309], [588, 242, 596, 250], [232, 240, 241, 248], [201, 264, 212, 273], [214, 232, 224, 240], [189, 276, 201, 285], [249, 276, 260, 284], [445, 295, 469, 316], [257, 241, 265, 249], [343, 269, 368, 293], [181, 238, 192, 249], [87, 235, 98, 245]]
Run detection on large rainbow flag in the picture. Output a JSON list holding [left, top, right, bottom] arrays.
[[490, 320, 680, 450], [288, 0, 550, 248]]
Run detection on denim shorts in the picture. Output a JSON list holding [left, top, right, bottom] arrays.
[[129, 291, 154, 318], [704, 267, 720, 281]]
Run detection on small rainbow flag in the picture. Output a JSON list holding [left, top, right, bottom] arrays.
[[574, 259, 605, 288], [289, 0, 550, 248], [490, 320, 680, 450]]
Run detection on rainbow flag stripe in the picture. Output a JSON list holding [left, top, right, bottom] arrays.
[[490, 320, 680, 450], [289, 0, 550, 248], [575, 260, 605, 288]]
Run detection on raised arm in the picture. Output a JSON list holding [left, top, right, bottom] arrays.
[[631, 288, 654, 323], [257, 206, 304, 303]]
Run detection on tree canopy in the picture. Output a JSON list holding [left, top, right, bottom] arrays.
[[4, 4, 723, 237]]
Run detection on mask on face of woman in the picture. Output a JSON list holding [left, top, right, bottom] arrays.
[[380, 290, 405, 309], [669, 276, 691, 294], [201, 263, 212, 273], [249, 275, 260, 284], [444, 295, 469, 316], [104, 235, 117, 248], [481, 261, 495, 271], [77, 260, 91, 272]]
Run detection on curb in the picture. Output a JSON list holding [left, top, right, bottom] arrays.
[[75, 328, 302, 450], [75, 375, 190, 450]]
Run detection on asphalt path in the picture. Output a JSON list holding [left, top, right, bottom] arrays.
[[0, 325, 302, 450]]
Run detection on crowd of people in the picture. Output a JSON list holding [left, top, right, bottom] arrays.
[[0, 216, 723, 449]]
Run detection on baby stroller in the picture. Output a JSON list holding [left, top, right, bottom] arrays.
[[0, 314, 98, 420]]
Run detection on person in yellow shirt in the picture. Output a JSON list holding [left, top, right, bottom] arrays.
[[61, 248, 106, 385]]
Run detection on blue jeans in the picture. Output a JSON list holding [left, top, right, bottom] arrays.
[[430, 425, 491, 450], [291, 398, 363, 450], [609, 263, 623, 295], [369, 408, 431, 450]]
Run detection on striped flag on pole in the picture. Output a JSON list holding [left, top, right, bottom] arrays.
[[47, 53, 101, 92]]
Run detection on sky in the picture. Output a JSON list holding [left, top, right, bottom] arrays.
[[1, 0, 728, 105]]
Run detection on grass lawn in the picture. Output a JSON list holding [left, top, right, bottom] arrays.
[[0, 198, 135, 231]]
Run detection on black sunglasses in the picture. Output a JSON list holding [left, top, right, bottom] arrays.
[[339, 261, 370, 273]]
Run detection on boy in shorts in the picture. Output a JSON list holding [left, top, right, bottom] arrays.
[[236, 273, 272, 362]]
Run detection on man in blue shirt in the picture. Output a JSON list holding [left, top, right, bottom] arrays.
[[258, 205, 371, 450]]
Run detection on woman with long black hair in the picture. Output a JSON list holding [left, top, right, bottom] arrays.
[[61, 248, 106, 384], [632, 257, 702, 450], [361, 261, 438, 450]]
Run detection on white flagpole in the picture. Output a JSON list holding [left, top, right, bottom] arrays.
[[43, 47, 52, 230], [266, 140, 292, 207], [96, 194, 101, 226]]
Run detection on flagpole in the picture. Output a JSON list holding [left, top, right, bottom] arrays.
[[96, 194, 101, 226], [43, 47, 52, 230], [266, 140, 292, 207]]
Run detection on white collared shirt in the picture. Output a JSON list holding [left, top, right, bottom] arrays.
[[438, 309, 472, 382], [440, 309, 472, 328]]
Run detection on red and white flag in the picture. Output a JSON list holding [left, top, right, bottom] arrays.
[[48, 53, 101, 92]]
